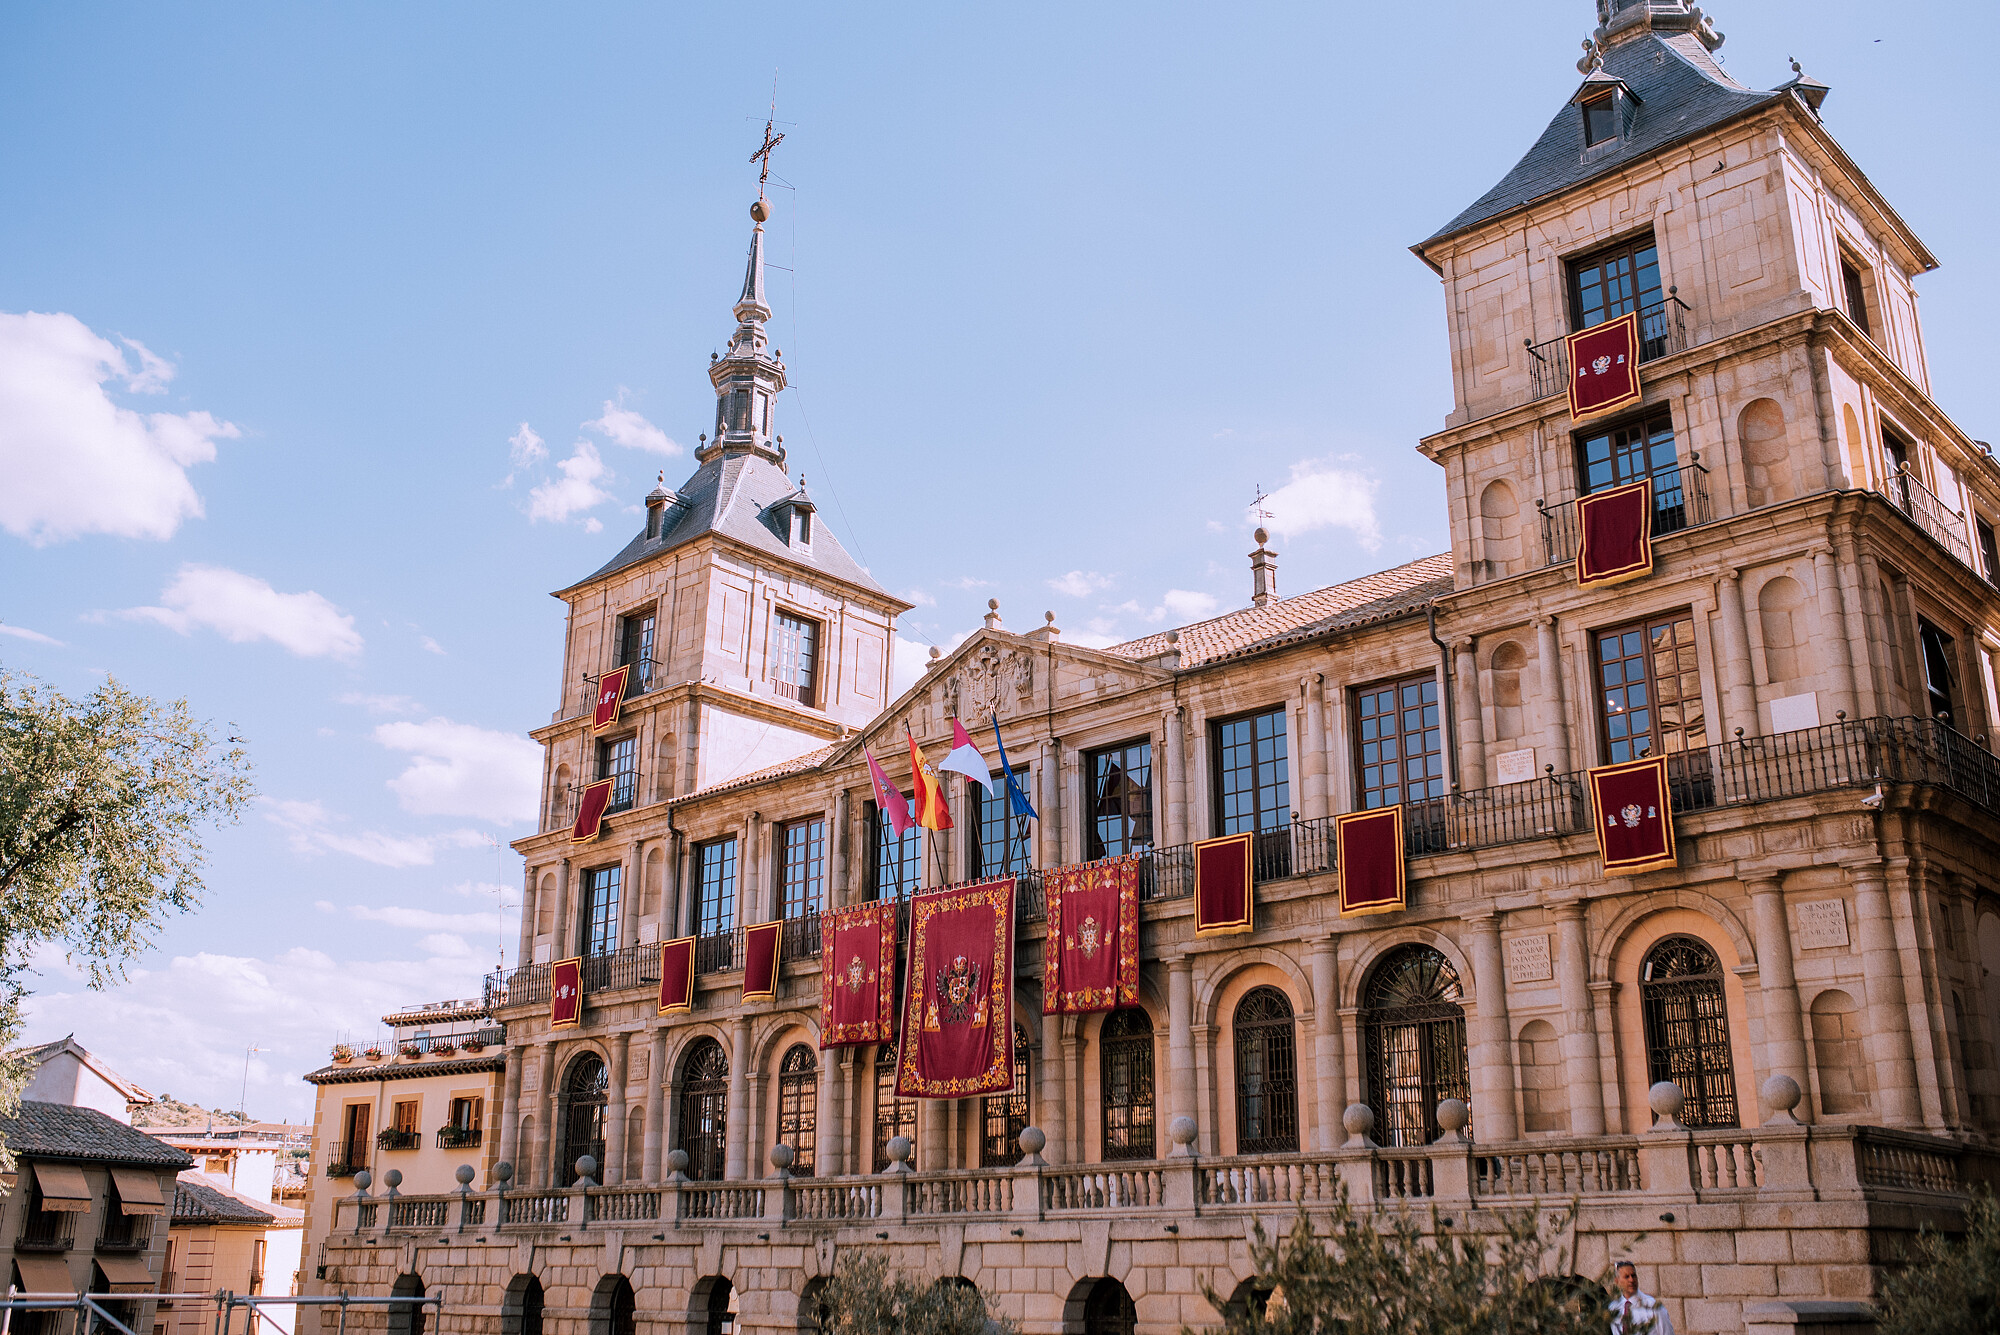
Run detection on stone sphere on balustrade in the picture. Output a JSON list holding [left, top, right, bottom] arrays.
[[1648, 1081, 1685, 1123], [887, 1135, 913, 1164], [1017, 1126, 1046, 1156], [770, 1144, 795, 1171], [1760, 1074, 1803, 1119], [1168, 1116, 1197, 1148], [1436, 1098, 1470, 1135], [1342, 1103, 1376, 1140], [455, 1164, 476, 1187], [383, 1169, 403, 1190], [667, 1150, 690, 1175], [353, 1170, 372, 1191]]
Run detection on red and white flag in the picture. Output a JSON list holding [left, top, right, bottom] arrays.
[[938, 716, 995, 792]]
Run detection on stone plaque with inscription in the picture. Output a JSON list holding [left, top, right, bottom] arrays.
[[1494, 748, 1538, 786], [1795, 899, 1849, 950], [1505, 934, 1554, 984]]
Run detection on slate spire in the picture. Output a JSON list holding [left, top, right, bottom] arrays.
[[700, 196, 788, 467]]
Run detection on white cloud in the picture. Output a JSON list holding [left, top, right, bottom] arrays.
[[373, 717, 541, 825], [943, 577, 992, 591], [261, 797, 484, 868], [19, 937, 511, 1121], [0, 311, 240, 545], [338, 692, 423, 716], [890, 631, 971, 698], [1253, 458, 1383, 551], [345, 903, 509, 934], [508, 422, 547, 468], [900, 588, 938, 608], [1069, 630, 1120, 649], [586, 401, 679, 456], [0, 622, 64, 646], [419, 634, 446, 656], [527, 440, 613, 524], [1046, 570, 1115, 599], [1160, 589, 1219, 622], [119, 337, 173, 393], [124, 564, 363, 659]]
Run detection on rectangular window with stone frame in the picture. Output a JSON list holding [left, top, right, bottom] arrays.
[[581, 865, 621, 956], [777, 817, 824, 920], [1211, 707, 1291, 877], [867, 799, 920, 900], [1085, 739, 1152, 861], [618, 607, 657, 692], [598, 734, 638, 812], [694, 838, 736, 940], [770, 609, 820, 707], [967, 766, 1030, 879]]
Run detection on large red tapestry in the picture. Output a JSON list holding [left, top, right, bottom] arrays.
[[1576, 479, 1655, 588], [551, 956, 582, 1029], [591, 665, 630, 731], [1337, 806, 1406, 917], [1194, 833, 1253, 937], [657, 937, 695, 1015], [571, 779, 613, 844], [819, 901, 899, 1048], [1565, 310, 1642, 422], [1588, 756, 1677, 875], [1043, 856, 1140, 1014], [896, 878, 1016, 1099], [742, 920, 783, 1003]]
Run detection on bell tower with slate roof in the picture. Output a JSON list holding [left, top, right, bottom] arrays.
[[518, 193, 911, 928]]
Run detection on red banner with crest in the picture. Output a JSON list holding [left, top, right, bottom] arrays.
[[551, 956, 582, 1029], [896, 878, 1016, 1099], [1588, 756, 1677, 874], [1576, 479, 1655, 588], [657, 937, 695, 1015], [1565, 310, 1642, 422], [592, 665, 630, 731], [819, 901, 898, 1048], [1043, 856, 1139, 1014]]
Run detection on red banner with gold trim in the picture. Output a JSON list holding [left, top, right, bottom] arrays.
[[592, 665, 630, 731], [1565, 310, 1641, 422], [742, 921, 783, 1003], [896, 878, 1015, 1099], [1043, 856, 1139, 1015], [657, 937, 694, 1015], [819, 901, 898, 1048], [1194, 833, 1253, 937], [1588, 756, 1676, 874], [571, 779, 613, 844], [551, 956, 582, 1029], [1336, 806, 1406, 917], [1576, 479, 1655, 588]]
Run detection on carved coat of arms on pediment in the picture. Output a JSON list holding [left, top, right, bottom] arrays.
[[946, 646, 1034, 723]]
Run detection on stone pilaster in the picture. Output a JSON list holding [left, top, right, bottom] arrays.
[[1748, 879, 1809, 1119], [726, 1016, 751, 1177], [606, 1031, 632, 1183], [1464, 913, 1518, 1141], [1554, 903, 1606, 1136]]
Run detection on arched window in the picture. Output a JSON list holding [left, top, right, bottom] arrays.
[[1232, 987, 1298, 1154], [873, 1045, 916, 1171], [693, 1276, 734, 1335], [1100, 1010, 1155, 1161], [590, 1276, 635, 1335], [557, 1055, 608, 1186], [387, 1275, 426, 1335], [982, 1024, 1032, 1167], [777, 1044, 818, 1177], [1641, 935, 1738, 1128], [501, 1276, 544, 1335], [797, 1277, 832, 1335], [1361, 945, 1470, 1146], [678, 1039, 729, 1182]]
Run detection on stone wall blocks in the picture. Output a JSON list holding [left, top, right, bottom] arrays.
[[1685, 1297, 1745, 1333], [1703, 1263, 1779, 1297], [1733, 1231, 1794, 1264], [1788, 1229, 1871, 1264], [1678, 1229, 1738, 1264]]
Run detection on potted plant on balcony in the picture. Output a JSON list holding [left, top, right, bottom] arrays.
[[459, 1037, 485, 1054], [429, 1039, 457, 1057], [398, 1042, 422, 1060], [362, 1045, 386, 1062], [330, 1043, 354, 1065]]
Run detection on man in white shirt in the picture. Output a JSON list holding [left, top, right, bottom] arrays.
[[1608, 1262, 1674, 1335]]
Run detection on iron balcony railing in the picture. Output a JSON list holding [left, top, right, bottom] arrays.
[[376, 1129, 420, 1152], [17, 1211, 75, 1253], [95, 1216, 151, 1254], [437, 1126, 483, 1150], [694, 931, 736, 977], [326, 1160, 364, 1178], [389, 1028, 502, 1056], [1889, 466, 1975, 569], [780, 913, 822, 963], [1538, 458, 1713, 567], [1525, 292, 1691, 402], [548, 768, 646, 832]]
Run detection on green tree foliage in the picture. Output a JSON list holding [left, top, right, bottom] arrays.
[[1187, 1185, 1614, 1335], [1877, 1187, 2000, 1335], [819, 1251, 1019, 1335], [0, 670, 253, 1158]]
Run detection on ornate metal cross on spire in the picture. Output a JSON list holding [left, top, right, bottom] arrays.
[[750, 103, 785, 200], [1251, 484, 1274, 525]]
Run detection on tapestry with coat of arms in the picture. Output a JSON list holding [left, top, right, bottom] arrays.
[[1587, 756, 1677, 875], [1043, 855, 1140, 1014], [818, 900, 899, 1048], [896, 878, 1016, 1099]]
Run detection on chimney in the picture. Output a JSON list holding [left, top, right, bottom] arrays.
[[1250, 528, 1278, 608]]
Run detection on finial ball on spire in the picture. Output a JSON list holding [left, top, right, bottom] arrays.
[[750, 199, 770, 223], [1254, 527, 1270, 546]]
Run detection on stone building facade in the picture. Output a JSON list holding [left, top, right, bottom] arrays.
[[304, 5, 2000, 1333]]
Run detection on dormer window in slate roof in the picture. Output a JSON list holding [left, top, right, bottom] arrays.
[[1582, 93, 1619, 147]]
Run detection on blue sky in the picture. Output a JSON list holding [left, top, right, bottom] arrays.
[[2, 1, 1994, 1120]]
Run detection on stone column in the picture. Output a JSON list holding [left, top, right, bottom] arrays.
[[1298, 678, 1329, 822], [1588, 981, 1624, 1130], [1453, 644, 1486, 790], [1715, 570, 1757, 736], [1853, 865, 1922, 1125], [920, 1097, 949, 1170], [497, 1047, 524, 1183], [1168, 958, 1195, 1135], [826, 794, 846, 908], [605, 1031, 632, 1183], [1748, 879, 1809, 1117], [1464, 914, 1518, 1142], [622, 840, 644, 949], [744, 814, 765, 920], [816, 1047, 841, 1177], [517, 865, 537, 967], [1065, 1023, 1087, 1163], [536, 1040, 558, 1187], [1834, 533, 1880, 717], [1163, 707, 1190, 846], [1326, 686, 1355, 814], [643, 1030, 668, 1182], [1553, 904, 1605, 1136], [1037, 741, 1059, 868], [1532, 617, 1571, 774], [1038, 1010, 1065, 1163], [725, 1016, 751, 1178], [1812, 547, 1860, 723], [554, 858, 574, 958], [1309, 939, 1342, 1149]]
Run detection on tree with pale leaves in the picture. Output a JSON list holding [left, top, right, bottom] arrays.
[[0, 669, 254, 1160]]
